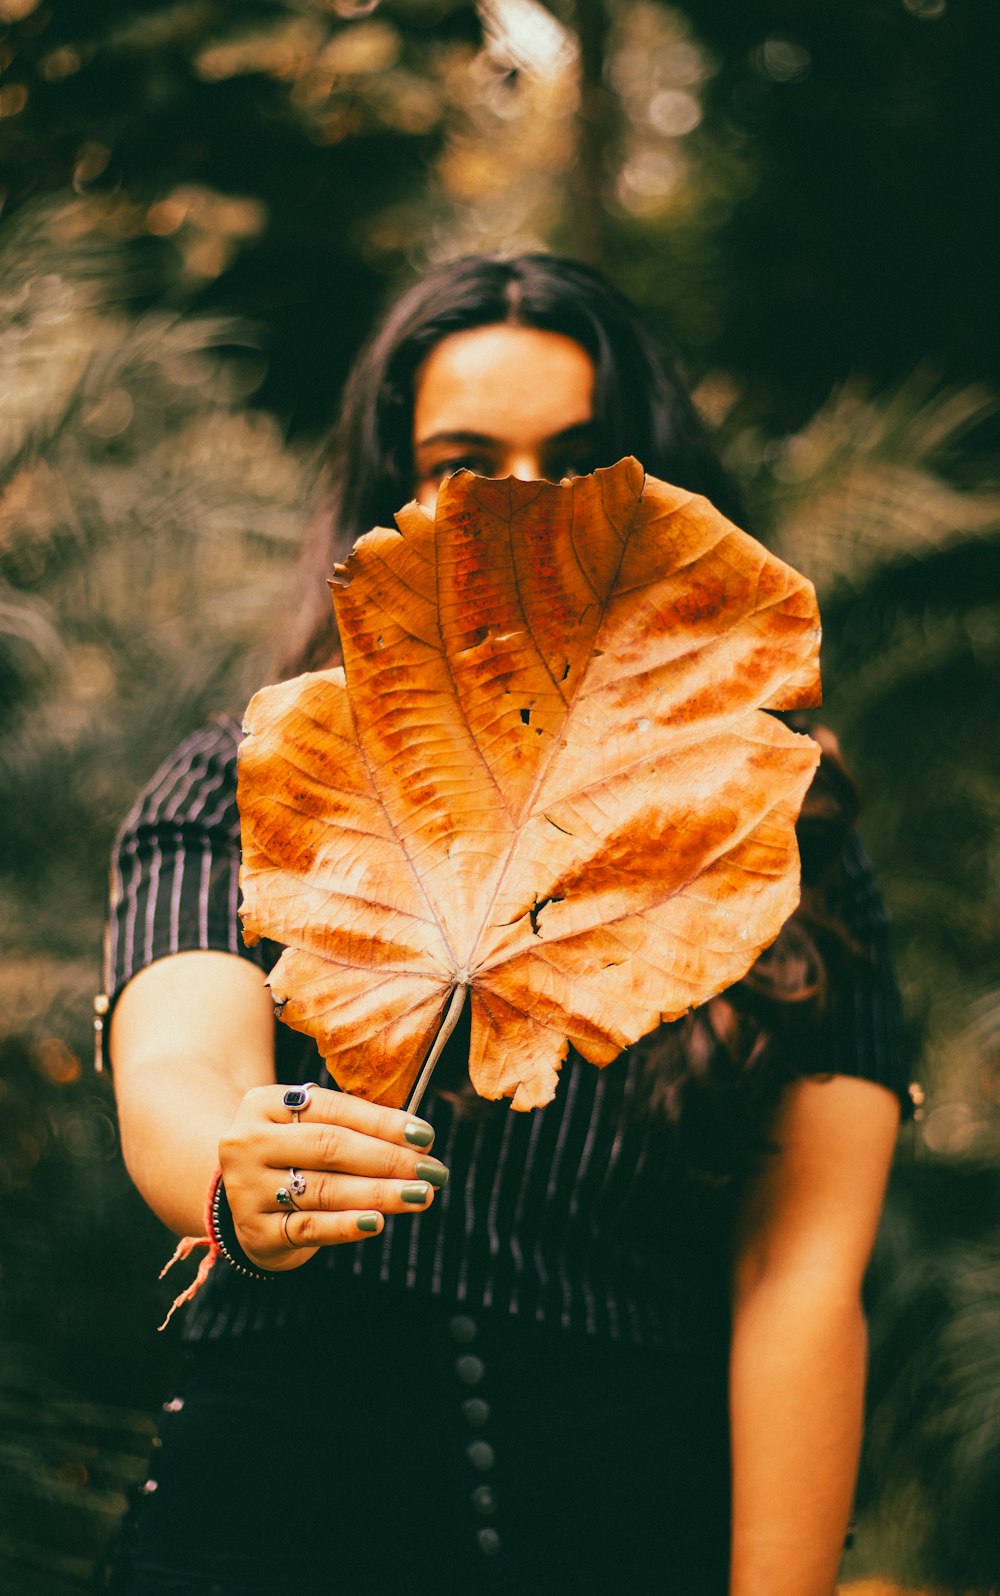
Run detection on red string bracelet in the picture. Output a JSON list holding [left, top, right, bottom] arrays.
[[157, 1168, 277, 1330], [157, 1166, 223, 1331]]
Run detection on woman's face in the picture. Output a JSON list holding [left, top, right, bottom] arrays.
[[412, 323, 598, 511]]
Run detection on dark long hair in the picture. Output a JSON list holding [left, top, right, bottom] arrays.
[[280, 252, 858, 1179]]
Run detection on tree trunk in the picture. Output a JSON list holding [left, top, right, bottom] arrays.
[[570, 0, 614, 268]]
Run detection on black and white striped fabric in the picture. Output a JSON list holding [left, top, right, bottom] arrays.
[[105, 718, 911, 1348]]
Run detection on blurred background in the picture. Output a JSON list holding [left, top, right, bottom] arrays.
[[1, 0, 998, 1590]]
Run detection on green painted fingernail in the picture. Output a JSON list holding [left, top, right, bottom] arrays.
[[357, 1212, 381, 1233], [415, 1159, 449, 1189], [401, 1182, 430, 1204], [404, 1121, 434, 1148]]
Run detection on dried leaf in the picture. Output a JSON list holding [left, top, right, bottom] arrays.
[[238, 458, 821, 1110]]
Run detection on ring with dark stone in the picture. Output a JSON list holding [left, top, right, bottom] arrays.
[[282, 1082, 317, 1122]]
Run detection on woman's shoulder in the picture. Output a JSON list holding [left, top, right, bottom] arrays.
[[116, 714, 244, 841], [832, 829, 892, 941], [106, 714, 254, 1004]]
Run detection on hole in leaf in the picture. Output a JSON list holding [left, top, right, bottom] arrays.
[[519, 707, 531, 725], [528, 895, 564, 935], [544, 815, 572, 835], [560, 660, 570, 681]]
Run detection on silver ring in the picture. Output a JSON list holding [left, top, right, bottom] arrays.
[[282, 1081, 317, 1123], [289, 1168, 307, 1197], [281, 1211, 305, 1249], [275, 1185, 301, 1210]]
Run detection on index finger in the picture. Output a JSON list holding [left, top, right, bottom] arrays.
[[270, 1084, 436, 1150]]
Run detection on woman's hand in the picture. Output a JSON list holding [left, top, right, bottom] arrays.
[[219, 1084, 449, 1272], [111, 951, 449, 1254]]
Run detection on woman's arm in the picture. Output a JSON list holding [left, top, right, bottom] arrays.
[[111, 949, 447, 1271], [728, 1074, 900, 1596]]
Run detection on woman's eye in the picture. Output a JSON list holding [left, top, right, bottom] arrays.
[[430, 456, 491, 481], [550, 454, 598, 481]]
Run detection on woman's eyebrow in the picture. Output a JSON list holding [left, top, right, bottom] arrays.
[[415, 422, 596, 451], [414, 429, 498, 451]]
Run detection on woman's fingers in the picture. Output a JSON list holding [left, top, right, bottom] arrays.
[[236, 1173, 436, 1269], [270, 1170, 439, 1218], [236, 1204, 387, 1271], [278, 1209, 386, 1250], [233, 1083, 449, 1186], [268, 1122, 449, 1185], [254, 1082, 437, 1150]]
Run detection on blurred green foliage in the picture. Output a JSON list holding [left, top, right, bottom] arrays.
[[1, 0, 999, 1589], [0, 0, 481, 431], [615, 0, 1000, 424]]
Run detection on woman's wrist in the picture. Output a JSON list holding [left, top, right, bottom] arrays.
[[210, 1173, 279, 1281]]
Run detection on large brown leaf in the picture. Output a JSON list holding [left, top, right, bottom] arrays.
[[238, 458, 821, 1110]]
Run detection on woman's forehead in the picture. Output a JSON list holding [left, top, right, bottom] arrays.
[[413, 324, 595, 444]]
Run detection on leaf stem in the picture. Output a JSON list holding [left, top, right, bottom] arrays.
[[405, 982, 469, 1117]]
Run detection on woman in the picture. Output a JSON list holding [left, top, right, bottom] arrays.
[[101, 255, 910, 1596]]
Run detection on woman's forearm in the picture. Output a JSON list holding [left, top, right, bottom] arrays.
[[116, 1051, 249, 1238], [726, 1076, 900, 1596], [110, 951, 278, 1238], [729, 1275, 867, 1596]]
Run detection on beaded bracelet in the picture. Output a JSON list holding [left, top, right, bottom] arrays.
[[209, 1175, 277, 1283]]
